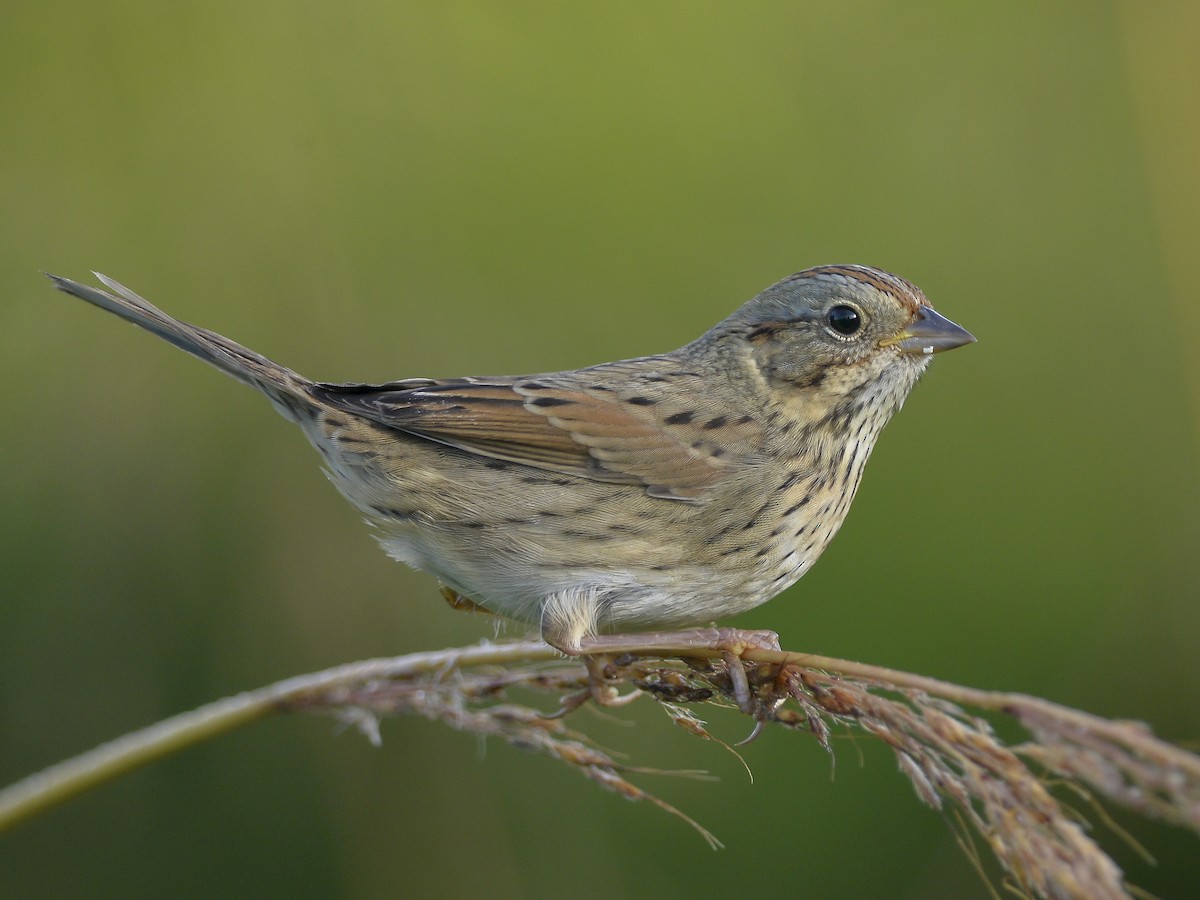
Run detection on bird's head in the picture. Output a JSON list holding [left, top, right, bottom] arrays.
[[714, 265, 974, 405]]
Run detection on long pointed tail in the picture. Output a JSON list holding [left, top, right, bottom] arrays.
[[47, 273, 315, 419]]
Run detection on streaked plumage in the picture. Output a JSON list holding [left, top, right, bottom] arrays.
[[48, 265, 973, 655]]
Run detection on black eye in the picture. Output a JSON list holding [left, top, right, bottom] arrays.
[[826, 305, 861, 336]]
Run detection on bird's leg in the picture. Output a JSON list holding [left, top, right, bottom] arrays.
[[571, 627, 782, 715], [439, 585, 496, 616], [441, 589, 638, 715]]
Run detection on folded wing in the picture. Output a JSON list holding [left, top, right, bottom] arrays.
[[312, 371, 761, 501]]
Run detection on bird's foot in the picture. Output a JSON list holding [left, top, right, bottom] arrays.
[[541, 654, 644, 718], [558, 627, 784, 718]]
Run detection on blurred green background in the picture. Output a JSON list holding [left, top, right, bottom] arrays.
[[3, 2, 1198, 897]]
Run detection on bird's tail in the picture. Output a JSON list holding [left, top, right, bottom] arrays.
[[47, 273, 315, 419]]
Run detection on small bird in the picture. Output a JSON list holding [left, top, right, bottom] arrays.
[[47, 266, 972, 682]]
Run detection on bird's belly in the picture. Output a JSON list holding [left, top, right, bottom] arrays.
[[374, 506, 834, 635], [350, 442, 861, 637]]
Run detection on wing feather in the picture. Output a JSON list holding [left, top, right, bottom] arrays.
[[312, 369, 761, 501]]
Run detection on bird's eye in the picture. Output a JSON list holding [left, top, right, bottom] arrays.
[[826, 305, 862, 336]]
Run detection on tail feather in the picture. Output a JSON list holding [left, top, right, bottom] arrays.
[[47, 273, 314, 418]]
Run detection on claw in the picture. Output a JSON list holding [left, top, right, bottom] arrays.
[[736, 719, 769, 746], [542, 688, 592, 720], [440, 585, 496, 615]]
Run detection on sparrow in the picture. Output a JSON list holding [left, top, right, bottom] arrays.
[[47, 266, 973, 697]]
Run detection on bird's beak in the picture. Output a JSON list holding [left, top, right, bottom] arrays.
[[887, 306, 975, 355]]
